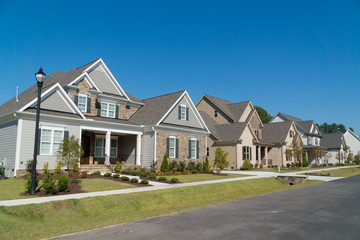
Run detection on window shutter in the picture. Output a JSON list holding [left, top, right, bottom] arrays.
[[37, 129, 41, 155], [74, 95, 78, 106], [196, 140, 199, 159], [188, 140, 191, 158], [176, 139, 179, 158], [178, 106, 181, 120], [87, 98, 91, 113], [250, 147, 252, 160], [96, 100, 101, 116], [186, 107, 189, 121], [64, 131, 69, 140], [242, 146, 245, 160], [115, 105, 119, 119], [166, 138, 169, 157]]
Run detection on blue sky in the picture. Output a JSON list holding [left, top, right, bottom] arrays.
[[0, 1, 359, 133]]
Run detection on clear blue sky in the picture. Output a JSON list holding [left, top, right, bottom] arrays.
[[0, 1, 359, 133]]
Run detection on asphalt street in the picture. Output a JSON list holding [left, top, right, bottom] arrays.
[[52, 175, 360, 240]]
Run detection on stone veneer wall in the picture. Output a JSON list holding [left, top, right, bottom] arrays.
[[249, 113, 262, 139], [155, 131, 207, 169], [68, 79, 139, 120]]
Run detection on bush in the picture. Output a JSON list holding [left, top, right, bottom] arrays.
[[336, 162, 346, 167], [55, 161, 62, 174], [156, 171, 163, 176], [72, 162, 80, 173], [91, 171, 101, 176], [131, 170, 140, 176], [0, 166, 4, 178], [354, 154, 360, 165], [122, 176, 130, 181], [302, 155, 309, 167], [169, 161, 179, 172], [113, 174, 120, 178], [25, 175, 39, 193], [241, 158, 253, 170], [174, 171, 182, 175], [254, 163, 258, 168], [178, 161, 186, 172], [186, 161, 196, 171], [170, 178, 179, 183], [191, 169, 199, 174], [328, 163, 334, 166], [203, 156, 210, 173], [104, 172, 112, 177], [196, 162, 203, 172], [213, 147, 229, 170], [161, 153, 169, 172], [140, 172, 148, 177], [140, 179, 149, 184], [58, 174, 70, 192], [159, 176, 167, 181], [122, 169, 131, 174], [286, 163, 291, 168], [296, 162, 302, 167], [26, 159, 34, 175], [81, 171, 87, 178], [183, 170, 191, 175], [114, 161, 122, 172], [130, 178, 139, 183], [260, 164, 263, 168], [42, 173, 56, 195], [148, 173, 156, 179], [43, 162, 50, 175], [166, 171, 174, 175]]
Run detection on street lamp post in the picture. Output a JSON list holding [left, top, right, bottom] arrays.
[[30, 67, 46, 195]]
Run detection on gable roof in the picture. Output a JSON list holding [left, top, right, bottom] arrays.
[[261, 122, 293, 144], [274, 112, 303, 122], [344, 129, 360, 142], [321, 133, 348, 150]]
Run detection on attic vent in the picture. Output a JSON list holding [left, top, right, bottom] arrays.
[[126, 105, 130, 109]]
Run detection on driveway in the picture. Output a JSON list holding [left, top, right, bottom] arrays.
[[52, 175, 360, 240]]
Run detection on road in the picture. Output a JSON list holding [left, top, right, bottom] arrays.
[[52, 175, 360, 240]]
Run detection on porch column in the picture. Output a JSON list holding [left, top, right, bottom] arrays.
[[257, 146, 261, 162], [136, 134, 141, 166], [265, 147, 268, 165], [105, 131, 111, 166]]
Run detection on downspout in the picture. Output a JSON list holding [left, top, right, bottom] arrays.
[[281, 144, 284, 167], [152, 127, 157, 164]]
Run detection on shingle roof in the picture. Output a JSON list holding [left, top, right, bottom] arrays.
[[321, 133, 347, 149], [129, 90, 185, 125], [296, 120, 313, 133], [261, 122, 292, 144]]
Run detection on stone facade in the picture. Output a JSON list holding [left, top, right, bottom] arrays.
[[155, 131, 207, 168], [249, 112, 263, 139], [277, 176, 307, 185]]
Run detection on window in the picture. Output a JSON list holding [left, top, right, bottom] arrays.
[[308, 136, 312, 145], [40, 128, 64, 155], [190, 138, 197, 159], [254, 129, 258, 137], [95, 137, 118, 158], [168, 136, 176, 158], [206, 147, 210, 156], [214, 109, 218, 117], [315, 138, 319, 146], [180, 105, 187, 120], [100, 102, 115, 118], [286, 152, 292, 161], [290, 130, 294, 137], [78, 94, 87, 112], [243, 146, 251, 160]]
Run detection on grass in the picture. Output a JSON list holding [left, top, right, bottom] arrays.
[[80, 178, 138, 192], [167, 173, 248, 182], [0, 178, 322, 240], [252, 166, 336, 173], [316, 167, 360, 177], [0, 178, 33, 201]]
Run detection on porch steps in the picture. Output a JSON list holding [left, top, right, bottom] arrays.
[[80, 165, 113, 174]]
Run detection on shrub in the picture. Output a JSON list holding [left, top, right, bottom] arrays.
[[203, 156, 210, 173], [104, 173, 112, 177], [156, 171, 163, 176], [43, 162, 50, 175], [55, 161, 62, 174], [196, 162, 203, 172], [140, 172, 148, 177], [178, 161, 186, 172], [58, 174, 70, 192], [174, 171, 182, 175], [113, 174, 120, 178], [170, 178, 179, 183], [213, 147, 229, 171], [260, 164, 263, 168], [25, 175, 39, 193], [191, 169, 199, 174], [91, 171, 101, 176], [81, 171, 87, 178], [161, 153, 169, 172], [186, 161, 196, 171], [42, 173, 56, 195], [131, 170, 139, 176], [166, 171, 174, 175], [148, 173, 156, 179], [26, 159, 34, 175], [241, 158, 253, 170], [122, 176, 130, 181], [140, 179, 149, 184], [183, 170, 191, 175], [328, 163, 334, 166], [354, 154, 360, 165], [159, 176, 167, 181], [302, 155, 309, 167], [336, 162, 346, 167], [122, 169, 131, 174], [150, 161, 156, 172], [254, 163, 258, 168], [130, 178, 139, 183], [0, 166, 4, 178], [296, 162, 302, 167], [114, 161, 122, 172], [286, 163, 291, 168], [169, 161, 179, 172], [72, 162, 80, 173]]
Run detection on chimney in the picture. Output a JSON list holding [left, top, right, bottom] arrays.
[[16, 86, 19, 102]]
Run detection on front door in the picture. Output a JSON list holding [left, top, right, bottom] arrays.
[[80, 134, 90, 164]]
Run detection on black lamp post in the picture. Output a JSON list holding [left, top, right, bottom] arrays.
[[30, 67, 46, 195]]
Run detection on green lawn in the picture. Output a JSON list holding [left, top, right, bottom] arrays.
[[316, 167, 360, 177], [0, 178, 322, 240], [167, 173, 247, 182], [0, 178, 33, 201], [80, 178, 138, 192], [251, 167, 335, 173]]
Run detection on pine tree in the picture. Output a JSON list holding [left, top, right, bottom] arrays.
[[161, 153, 169, 172]]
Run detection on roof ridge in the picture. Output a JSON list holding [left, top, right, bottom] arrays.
[[142, 90, 185, 101], [74, 58, 100, 70]]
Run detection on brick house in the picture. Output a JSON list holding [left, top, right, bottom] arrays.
[[0, 58, 209, 177]]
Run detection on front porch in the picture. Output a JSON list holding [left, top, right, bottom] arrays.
[[255, 145, 272, 166]]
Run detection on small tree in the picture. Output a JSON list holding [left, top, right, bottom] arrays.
[[161, 153, 169, 172], [302, 154, 309, 167], [204, 156, 210, 173], [354, 154, 360, 165], [309, 147, 327, 165], [213, 147, 229, 172], [56, 135, 83, 172]]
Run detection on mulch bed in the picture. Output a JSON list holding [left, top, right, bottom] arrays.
[[140, 176, 178, 184]]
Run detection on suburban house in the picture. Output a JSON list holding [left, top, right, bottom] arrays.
[[270, 112, 321, 164], [343, 129, 360, 156], [320, 133, 349, 164], [0, 58, 210, 177], [196, 95, 302, 169]]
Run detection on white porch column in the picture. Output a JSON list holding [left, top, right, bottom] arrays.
[[105, 131, 111, 166], [257, 146, 261, 163], [265, 147, 269, 165], [136, 134, 141, 166]]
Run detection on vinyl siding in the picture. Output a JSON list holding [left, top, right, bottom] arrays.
[[40, 91, 74, 113], [88, 65, 121, 96], [0, 120, 18, 177], [197, 98, 233, 124], [141, 131, 155, 168], [344, 132, 360, 155], [19, 119, 80, 170]]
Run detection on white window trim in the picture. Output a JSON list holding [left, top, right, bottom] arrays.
[[169, 136, 176, 158], [190, 138, 197, 159], [243, 146, 250, 160], [101, 101, 116, 118], [39, 127, 65, 155], [94, 135, 118, 158], [180, 104, 187, 120], [78, 94, 88, 112]]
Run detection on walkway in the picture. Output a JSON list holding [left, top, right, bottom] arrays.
[[0, 166, 355, 207]]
